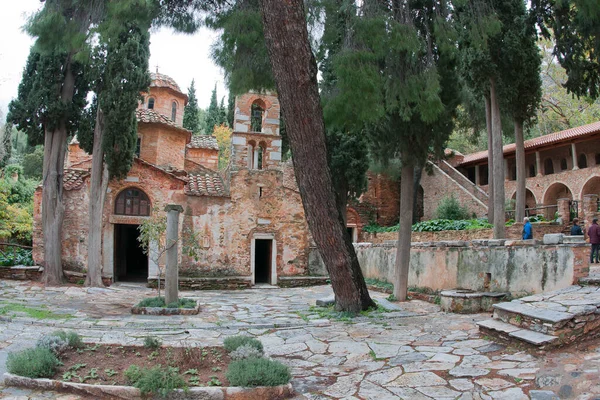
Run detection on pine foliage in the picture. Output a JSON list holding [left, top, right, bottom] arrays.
[[183, 79, 201, 134]]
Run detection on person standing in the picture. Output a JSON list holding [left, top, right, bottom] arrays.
[[522, 217, 533, 240], [571, 218, 584, 235], [589, 218, 600, 264]]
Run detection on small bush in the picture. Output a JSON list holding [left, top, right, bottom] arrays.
[[51, 330, 83, 348], [6, 347, 61, 378], [143, 336, 162, 349], [435, 195, 471, 220], [223, 336, 263, 353], [230, 343, 264, 361], [36, 335, 68, 355], [226, 358, 291, 387], [136, 297, 196, 309], [125, 365, 185, 397]]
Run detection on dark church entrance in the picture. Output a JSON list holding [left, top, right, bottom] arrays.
[[254, 239, 272, 284], [114, 224, 148, 282]]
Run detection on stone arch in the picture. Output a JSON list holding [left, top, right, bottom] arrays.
[[543, 182, 573, 219], [250, 99, 266, 132], [581, 176, 600, 199], [114, 187, 151, 216], [510, 188, 538, 211]]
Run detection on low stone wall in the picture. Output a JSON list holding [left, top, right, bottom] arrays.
[[0, 266, 43, 281], [349, 240, 589, 296], [362, 222, 565, 244]]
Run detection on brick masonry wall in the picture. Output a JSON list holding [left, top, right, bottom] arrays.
[[234, 92, 280, 135], [141, 87, 186, 126], [230, 132, 282, 171], [138, 124, 188, 171], [185, 148, 219, 171]]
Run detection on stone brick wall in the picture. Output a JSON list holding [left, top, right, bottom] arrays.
[[355, 172, 400, 226], [185, 148, 219, 171], [230, 132, 282, 171], [66, 142, 91, 168], [139, 124, 188, 171]]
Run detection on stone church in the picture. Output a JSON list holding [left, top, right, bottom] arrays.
[[32, 73, 325, 288]]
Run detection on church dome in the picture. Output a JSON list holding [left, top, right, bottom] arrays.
[[150, 72, 182, 94]]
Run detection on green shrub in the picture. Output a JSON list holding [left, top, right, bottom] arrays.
[[412, 218, 492, 232], [125, 365, 185, 397], [223, 336, 264, 353], [51, 330, 83, 348], [136, 297, 196, 309], [226, 358, 291, 387], [143, 336, 162, 349], [6, 347, 61, 378], [0, 248, 34, 267], [435, 195, 471, 220]]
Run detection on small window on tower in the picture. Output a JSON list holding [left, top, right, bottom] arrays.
[[147, 97, 155, 109], [135, 138, 141, 157], [251, 102, 264, 132], [171, 101, 177, 122]]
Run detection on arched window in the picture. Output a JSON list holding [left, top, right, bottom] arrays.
[[578, 153, 588, 169], [251, 102, 264, 132], [256, 142, 266, 170], [171, 101, 177, 123], [560, 158, 568, 171], [528, 164, 536, 177], [147, 97, 155, 109], [544, 158, 554, 175], [115, 188, 150, 216]]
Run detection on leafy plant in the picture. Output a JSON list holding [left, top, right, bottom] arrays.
[[125, 365, 186, 397], [51, 330, 83, 348], [0, 248, 34, 266], [6, 347, 61, 378], [436, 195, 471, 220], [223, 336, 264, 353], [143, 336, 162, 350], [226, 358, 291, 387], [105, 368, 117, 377], [229, 343, 264, 361], [36, 335, 68, 355]]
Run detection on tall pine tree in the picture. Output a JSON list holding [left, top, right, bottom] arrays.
[[183, 79, 201, 134], [204, 84, 220, 134]]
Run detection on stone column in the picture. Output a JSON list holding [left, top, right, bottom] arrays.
[[572, 143, 579, 170], [164, 204, 183, 305], [475, 165, 480, 185], [535, 151, 542, 176], [557, 198, 571, 224]]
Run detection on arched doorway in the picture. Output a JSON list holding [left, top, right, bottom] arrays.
[[581, 176, 600, 198], [113, 188, 150, 282], [511, 189, 537, 216], [543, 183, 573, 220]]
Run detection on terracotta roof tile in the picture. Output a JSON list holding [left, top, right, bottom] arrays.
[[185, 168, 227, 197], [136, 109, 192, 139], [460, 121, 600, 165], [149, 72, 182, 93], [63, 169, 89, 191], [188, 135, 219, 151]]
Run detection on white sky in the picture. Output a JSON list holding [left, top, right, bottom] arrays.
[[0, 0, 228, 120]]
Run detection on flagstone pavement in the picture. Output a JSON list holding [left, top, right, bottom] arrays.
[[0, 279, 599, 399]]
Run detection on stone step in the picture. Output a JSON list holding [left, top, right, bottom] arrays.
[[579, 275, 600, 285], [492, 301, 575, 336], [493, 301, 574, 323], [477, 319, 559, 348]]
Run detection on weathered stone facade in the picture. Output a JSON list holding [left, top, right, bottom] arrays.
[[32, 74, 314, 287]]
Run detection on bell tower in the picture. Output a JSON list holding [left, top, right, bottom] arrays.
[[230, 92, 282, 171]]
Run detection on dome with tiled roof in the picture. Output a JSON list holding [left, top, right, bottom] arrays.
[[150, 72, 182, 94]]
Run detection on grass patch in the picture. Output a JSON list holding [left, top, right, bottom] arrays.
[[364, 278, 393, 291], [6, 347, 61, 378], [0, 302, 72, 319], [135, 297, 197, 309], [124, 365, 185, 397], [143, 336, 162, 350], [223, 336, 263, 353], [226, 358, 290, 387]]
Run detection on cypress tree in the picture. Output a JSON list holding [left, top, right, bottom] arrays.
[[204, 84, 220, 134], [183, 79, 201, 134]]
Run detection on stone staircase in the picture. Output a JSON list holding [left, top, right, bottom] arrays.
[[477, 269, 600, 349]]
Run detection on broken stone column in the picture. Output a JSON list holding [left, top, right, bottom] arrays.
[[164, 204, 183, 306]]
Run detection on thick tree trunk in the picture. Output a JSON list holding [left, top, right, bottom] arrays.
[[394, 164, 414, 301], [334, 178, 349, 227], [86, 109, 107, 287], [41, 59, 76, 285], [490, 78, 505, 238], [484, 95, 494, 224], [514, 118, 526, 222], [412, 165, 423, 224], [260, 0, 375, 312]]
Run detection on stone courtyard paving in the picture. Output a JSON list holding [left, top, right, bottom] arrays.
[[0, 280, 599, 399]]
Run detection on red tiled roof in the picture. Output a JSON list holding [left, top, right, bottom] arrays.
[[136, 109, 192, 139], [63, 169, 89, 191], [150, 72, 182, 93], [460, 121, 600, 165], [185, 167, 227, 197], [187, 135, 219, 151]]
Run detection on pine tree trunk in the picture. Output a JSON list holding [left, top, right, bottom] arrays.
[[334, 178, 349, 226], [490, 78, 505, 238], [41, 59, 76, 285], [394, 164, 414, 301], [484, 95, 494, 224], [260, 0, 375, 312], [86, 109, 107, 287], [514, 118, 526, 222]]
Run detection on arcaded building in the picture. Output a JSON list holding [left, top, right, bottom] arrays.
[[32, 73, 319, 287]]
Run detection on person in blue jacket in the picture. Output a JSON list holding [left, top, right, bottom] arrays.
[[522, 217, 533, 240]]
